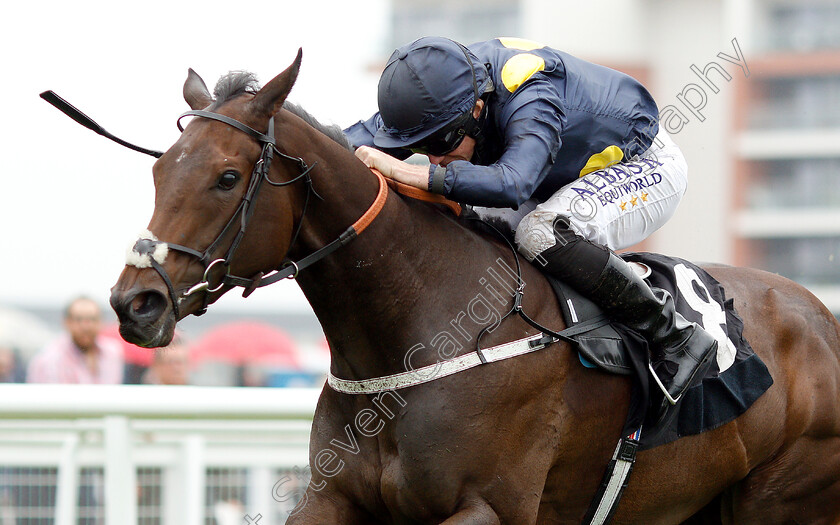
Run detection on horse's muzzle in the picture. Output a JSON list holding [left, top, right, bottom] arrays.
[[109, 287, 176, 348]]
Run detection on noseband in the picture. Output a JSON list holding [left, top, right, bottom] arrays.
[[132, 109, 388, 318]]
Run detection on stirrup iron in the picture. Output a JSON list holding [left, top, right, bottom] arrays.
[[648, 361, 680, 405]]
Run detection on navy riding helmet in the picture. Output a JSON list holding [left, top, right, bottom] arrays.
[[374, 37, 493, 155]]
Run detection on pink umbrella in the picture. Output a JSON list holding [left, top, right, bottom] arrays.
[[189, 321, 299, 368]]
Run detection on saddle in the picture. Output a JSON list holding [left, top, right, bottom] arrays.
[[546, 263, 647, 377], [547, 252, 773, 450]]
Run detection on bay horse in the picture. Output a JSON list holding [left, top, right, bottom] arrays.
[[110, 52, 840, 523]]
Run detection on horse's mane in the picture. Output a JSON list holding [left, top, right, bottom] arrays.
[[211, 70, 352, 151], [283, 101, 353, 151]]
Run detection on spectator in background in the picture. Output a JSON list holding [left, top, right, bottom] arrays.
[[142, 337, 190, 385], [26, 296, 124, 384], [0, 345, 24, 383]]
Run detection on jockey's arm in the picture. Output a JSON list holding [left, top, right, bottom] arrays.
[[345, 113, 425, 186], [354, 146, 430, 188], [431, 82, 566, 208]]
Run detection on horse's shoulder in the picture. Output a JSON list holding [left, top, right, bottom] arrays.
[[705, 264, 825, 310], [706, 264, 840, 363]]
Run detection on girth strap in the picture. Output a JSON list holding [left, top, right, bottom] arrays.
[[583, 427, 642, 525]]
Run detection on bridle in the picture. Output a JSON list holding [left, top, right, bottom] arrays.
[[132, 108, 388, 318], [38, 89, 388, 320]]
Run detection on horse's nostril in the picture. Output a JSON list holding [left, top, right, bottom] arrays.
[[130, 291, 167, 319]]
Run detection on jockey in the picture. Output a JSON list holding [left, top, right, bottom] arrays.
[[345, 36, 717, 411]]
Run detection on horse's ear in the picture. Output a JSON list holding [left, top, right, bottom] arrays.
[[183, 68, 213, 110], [252, 48, 302, 117]]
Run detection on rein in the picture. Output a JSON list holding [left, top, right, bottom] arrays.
[[132, 109, 389, 318], [385, 177, 462, 216]]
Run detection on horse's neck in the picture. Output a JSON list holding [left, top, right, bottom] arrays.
[[282, 131, 519, 380], [303, 208, 520, 379]]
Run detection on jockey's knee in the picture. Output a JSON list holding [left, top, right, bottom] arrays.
[[515, 212, 582, 265], [515, 211, 557, 263], [516, 211, 611, 277]]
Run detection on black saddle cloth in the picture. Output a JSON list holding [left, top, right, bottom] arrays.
[[548, 252, 774, 450]]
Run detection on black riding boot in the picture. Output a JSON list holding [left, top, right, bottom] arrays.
[[534, 217, 718, 410]]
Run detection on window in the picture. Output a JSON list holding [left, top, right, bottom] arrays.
[[747, 75, 840, 129], [748, 236, 840, 286], [746, 159, 840, 209], [766, 4, 840, 52], [391, 3, 521, 48]]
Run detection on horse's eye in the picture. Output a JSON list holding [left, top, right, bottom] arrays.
[[217, 171, 239, 191]]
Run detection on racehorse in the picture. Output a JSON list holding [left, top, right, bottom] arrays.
[[110, 52, 840, 523]]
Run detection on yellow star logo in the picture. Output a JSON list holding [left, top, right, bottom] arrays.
[[641, 192, 649, 202], [619, 201, 627, 211], [630, 196, 639, 207]]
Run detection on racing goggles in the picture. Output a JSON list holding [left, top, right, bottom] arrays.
[[408, 110, 479, 157]]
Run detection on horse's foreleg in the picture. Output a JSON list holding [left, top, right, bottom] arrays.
[[440, 501, 502, 525]]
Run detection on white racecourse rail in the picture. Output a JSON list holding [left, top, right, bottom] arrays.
[[0, 384, 320, 525]]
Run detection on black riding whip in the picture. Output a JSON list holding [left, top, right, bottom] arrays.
[[39, 90, 164, 158]]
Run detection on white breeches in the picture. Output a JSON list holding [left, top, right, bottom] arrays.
[[507, 128, 688, 260]]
